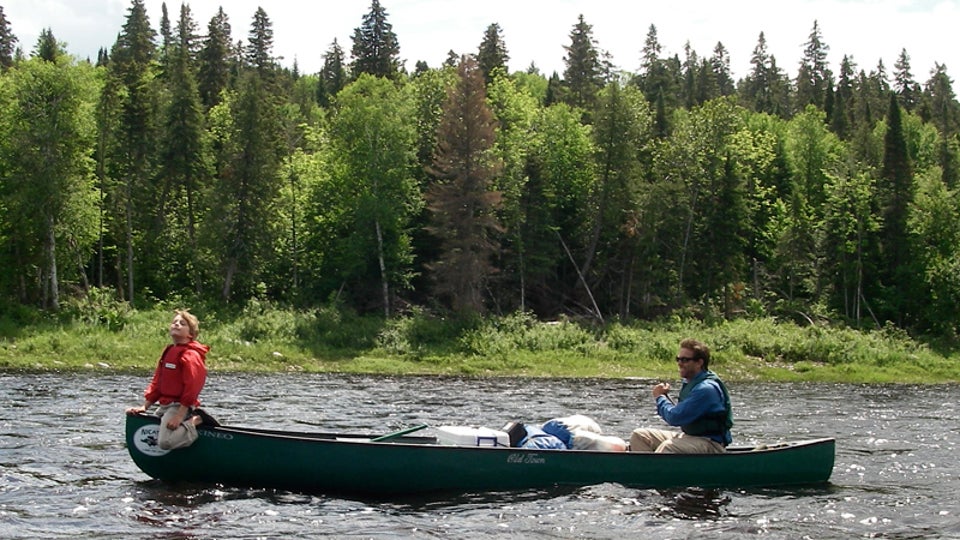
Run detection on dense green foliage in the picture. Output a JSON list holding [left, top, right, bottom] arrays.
[[0, 303, 954, 384], [1, 1, 960, 349]]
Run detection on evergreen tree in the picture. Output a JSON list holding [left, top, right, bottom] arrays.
[[639, 24, 661, 78], [198, 7, 232, 110], [154, 2, 208, 296], [635, 24, 679, 132], [740, 32, 791, 117], [112, 0, 156, 79], [174, 3, 200, 60], [707, 153, 749, 317], [33, 28, 59, 62], [562, 15, 603, 112], [681, 42, 699, 108], [317, 38, 346, 107], [710, 42, 736, 96], [829, 55, 856, 139], [246, 7, 275, 76], [878, 93, 914, 325], [922, 63, 960, 138], [477, 22, 509, 85], [158, 2, 172, 73], [893, 48, 920, 111], [635, 24, 663, 100], [920, 63, 960, 189], [444, 50, 458, 68], [350, 0, 401, 80], [210, 70, 285, 302], [795, 20, 831, 109], [426, 56, 503, 316], [0, 6, 18, 70], [545, 71, 563, 106], [107, 0, 158, 304]]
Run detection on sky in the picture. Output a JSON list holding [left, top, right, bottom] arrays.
[[3, 0, 959, 93]]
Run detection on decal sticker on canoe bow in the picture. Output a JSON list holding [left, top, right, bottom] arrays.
[[507, 452, 546, 464], [133, 425, 170, 457]]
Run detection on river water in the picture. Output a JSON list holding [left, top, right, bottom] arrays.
[[1, 372, 958, 539]]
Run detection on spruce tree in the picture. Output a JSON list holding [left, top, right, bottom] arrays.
[[158, 2, 172, 72], [922, 63, 960, 138], [112, 0, 155, 79], [544, 71, 563, 106], [33, 28, 59, 62], [893, 48, 920, 111], [198, 8, 232, 110], [350, 0, 401, 80], [710, 42, 735, 96], [740, 32, 772, 112], [426, 56, 503, 315], [635, 23, 662, 100], [444, 50, 458, 68], [0, 6, 18, 70], [795, 20, 832, 109], [635, 24, 678, 129], [155, 2, 208, 296], [562, 14, 602, 112], [829, 55, 856, 139], [317, 38, 346, 107], [246, 7, 275, 75], [878, 93, 914, 324], [477, 22, 509, 85], [107, 0, 158, 304], [740, 32, 791, 117], [680, 42, 700, 107], [921, 63, 960, 188]]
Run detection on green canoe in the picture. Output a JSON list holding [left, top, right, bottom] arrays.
[[125, 413, 835, 497]]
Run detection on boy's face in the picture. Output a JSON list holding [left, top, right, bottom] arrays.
[[169, 315, 193, 343]]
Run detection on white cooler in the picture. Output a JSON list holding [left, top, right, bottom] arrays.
[[435, 425, 509, 447]]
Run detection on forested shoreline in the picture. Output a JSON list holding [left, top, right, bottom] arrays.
[[1, 0, 959, 344]]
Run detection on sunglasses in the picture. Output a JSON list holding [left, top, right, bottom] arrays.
[[676, 356, 698, 363]]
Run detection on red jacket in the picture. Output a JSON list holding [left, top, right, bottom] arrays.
[[144, 341, 209, 407]]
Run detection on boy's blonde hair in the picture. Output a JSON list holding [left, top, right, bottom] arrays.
[[176, 309, 200, 338]]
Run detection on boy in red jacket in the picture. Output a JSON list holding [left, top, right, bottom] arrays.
[[126, 310, 210, 450]]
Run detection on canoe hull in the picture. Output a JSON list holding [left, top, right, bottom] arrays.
[[126, 414, 834, 497]]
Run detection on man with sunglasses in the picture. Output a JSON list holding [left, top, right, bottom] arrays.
[[628, 338, 733, 453]]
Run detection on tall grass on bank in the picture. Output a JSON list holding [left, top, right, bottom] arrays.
[[0, 302, 956, 383]]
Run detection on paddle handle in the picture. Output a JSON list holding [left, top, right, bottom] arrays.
[[370, 424, 429, 442]]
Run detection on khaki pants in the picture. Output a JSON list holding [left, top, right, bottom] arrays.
[[629, 428, 725, 453], [156, 403, 198, 450]]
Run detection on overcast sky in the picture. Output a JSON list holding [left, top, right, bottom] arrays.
[[3, 0, 959, 93]]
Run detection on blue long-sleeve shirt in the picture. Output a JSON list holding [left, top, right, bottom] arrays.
[[655, 371, 732, 445]]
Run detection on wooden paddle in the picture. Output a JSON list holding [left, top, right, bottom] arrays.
[[370, 424, 429, 442]]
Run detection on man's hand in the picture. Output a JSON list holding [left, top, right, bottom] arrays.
[[652, 382, 671, 398], [166, 405, 190, 430]]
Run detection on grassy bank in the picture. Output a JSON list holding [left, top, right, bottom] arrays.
[[0, 303, 957, 383]]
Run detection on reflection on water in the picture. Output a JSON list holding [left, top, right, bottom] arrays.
[[0, 372, 958, 538], [658, 488, 732, 520]]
